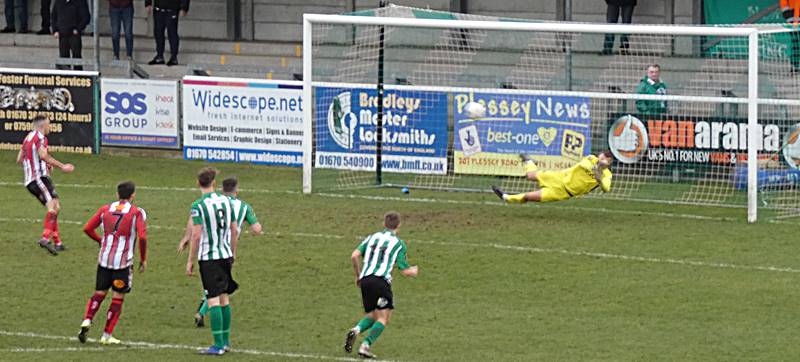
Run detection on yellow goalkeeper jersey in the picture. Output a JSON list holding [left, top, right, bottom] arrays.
[[562, 155, 613, 196]]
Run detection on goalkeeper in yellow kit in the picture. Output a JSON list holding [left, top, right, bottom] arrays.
[[492, 151, 613, 203]]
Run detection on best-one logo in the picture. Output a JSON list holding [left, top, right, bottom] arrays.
[[104, 91, 148, 129], [105, 92, 147, 115]]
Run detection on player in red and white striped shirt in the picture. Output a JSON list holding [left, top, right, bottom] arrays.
[[79, 181, 148, 345], [16, 114, 75, 255]]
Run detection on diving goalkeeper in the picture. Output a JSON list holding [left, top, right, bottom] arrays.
[[492, 151, 613, 203]]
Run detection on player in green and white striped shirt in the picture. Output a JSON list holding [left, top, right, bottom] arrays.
[[185, 168, 240, 356], [180, 177, 263, 328], [344, 212, 418, 359]]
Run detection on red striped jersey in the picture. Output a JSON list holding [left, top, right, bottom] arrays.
[[20, 130, 49, 185], [83, 201, 148, 269]]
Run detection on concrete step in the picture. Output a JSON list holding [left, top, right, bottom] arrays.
[[1, 33, 302, 57]]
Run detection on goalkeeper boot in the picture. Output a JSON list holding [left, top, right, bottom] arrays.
[[344, 328, 357, 353], [54, 244, 66, 252], [358, 343, 376, 359], [78, 319, 91, 343], [491, 185, 506, 201]]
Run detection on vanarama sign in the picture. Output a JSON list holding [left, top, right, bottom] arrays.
[[609, 114, 781, 166]]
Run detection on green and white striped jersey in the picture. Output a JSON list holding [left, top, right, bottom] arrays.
[[190, 192, 238, 261], [227, 196, 259, 235], [358, 229, 410, 283]]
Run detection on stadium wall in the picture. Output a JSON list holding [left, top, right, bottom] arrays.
[[0, 0, 697, 42]]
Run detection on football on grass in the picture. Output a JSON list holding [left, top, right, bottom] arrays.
[[464, 102, 486, 119]]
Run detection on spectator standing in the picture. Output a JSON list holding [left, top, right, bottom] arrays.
[[602, 0, 636, 55], [52, 0, 90, 70], [2, 0, 28, 33], [145, 0, 189, 66], [782, 0, 800, 72], [109, 0, 133, 60], [38, 0, 52, 34], [635, 64, 667, 115]]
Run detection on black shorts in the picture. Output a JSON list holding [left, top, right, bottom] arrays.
[[199, 258, 238, 299], [360, 275, 394, 313], [26, 176, 58, 205], [96, 265, 133, 293]]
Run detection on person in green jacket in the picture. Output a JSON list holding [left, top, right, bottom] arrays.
[[635, 64, 667, 115]]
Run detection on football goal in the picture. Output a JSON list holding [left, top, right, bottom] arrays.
[[302, 5, 800, 223]]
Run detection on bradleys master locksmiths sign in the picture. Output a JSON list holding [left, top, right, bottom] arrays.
[[314, 86, 448, 175]]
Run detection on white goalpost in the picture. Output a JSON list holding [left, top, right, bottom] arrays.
[[302, 7, 800, 223]]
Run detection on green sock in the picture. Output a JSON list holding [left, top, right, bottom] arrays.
[[209, 306, 225, 348], [355, 317, 375, 334], [198, 296, 208, 315], [364, 321, 385, 346], [221, 304, 232, 347]]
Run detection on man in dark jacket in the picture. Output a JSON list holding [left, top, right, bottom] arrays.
[[602, 0, 637, 55], [52, 0, 90, 70], [145, 0, 190, 66]]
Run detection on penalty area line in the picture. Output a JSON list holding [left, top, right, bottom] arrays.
[[0, 330, 383, 361]]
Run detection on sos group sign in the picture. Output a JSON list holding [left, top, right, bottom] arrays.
[[100, 78, 179, 148]]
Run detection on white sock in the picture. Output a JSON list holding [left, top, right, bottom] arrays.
[[502, 194, 509, 201]]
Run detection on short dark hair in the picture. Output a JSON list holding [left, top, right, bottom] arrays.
[[600, 150, 613, 159], [384, 212, 401, 230], [117, 181, 135, 199], [33, 114, 49, 125], [197, 167, 217, 188], [648, 64, 660, 70], [222, 177, 238, 193]]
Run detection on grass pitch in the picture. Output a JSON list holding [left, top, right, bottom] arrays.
[[0, 149, 798, 361]]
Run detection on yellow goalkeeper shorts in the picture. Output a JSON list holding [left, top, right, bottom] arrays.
[[535, 170, 571, 202]]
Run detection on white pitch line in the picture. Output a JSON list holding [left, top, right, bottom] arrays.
[[2, 217, 798, 274], [0, 180, 746, 223], [416, 239, 800, 274], [0, 217, 344, 240], [0, 330, 379, 361]]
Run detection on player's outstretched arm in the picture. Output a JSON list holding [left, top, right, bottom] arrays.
[[177, 216, 192, 252], [400, 265, 419, 277], [600, 172, 612, 193], [230, 221, 239, 260], [37, 146, 73, 172], [137, 210, 148, 273], [186, 224, 202, 276], [83, 207, 104, 243], [249, 222, 263, 235], [351, 249, 362, 287]]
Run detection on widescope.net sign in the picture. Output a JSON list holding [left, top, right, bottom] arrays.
[[181, 76, 303, 167], [100, 78, 180, 149]]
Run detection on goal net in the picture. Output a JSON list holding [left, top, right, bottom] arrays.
[[302, 5, 800, 222]]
